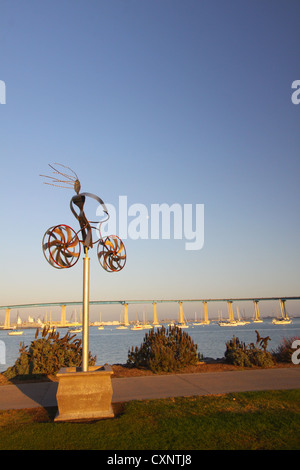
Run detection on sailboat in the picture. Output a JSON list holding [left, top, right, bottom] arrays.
[[140, 308, 153, 329], [97, 312, 104, 330], [218, 307, 238, 327], [130, 312, 144, 330], [69, 327, 82, 333], [130, 321, 144, 330], [69, 309, 82, 332], [193, 312, 203, 326], [235, 307, 250, 326], [272, 302, 292, 325], [193, 311, 210, 326], [130, 324, 144, 330], [116, 312, 128, 329], [8, 312, 23, 335], [218, 305, 249, 327], [272, 311, 292, 325], [218, 308, 236, 326], [218, 320, 238, 327], [176, 306, 189, 328], [272, 317, 292, 325], [8, 329, 23, 336]]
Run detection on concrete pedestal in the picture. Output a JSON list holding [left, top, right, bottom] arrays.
[[55, 365, 114, 421]]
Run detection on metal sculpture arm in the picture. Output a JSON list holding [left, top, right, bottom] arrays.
[[70, 192, 109, 248]]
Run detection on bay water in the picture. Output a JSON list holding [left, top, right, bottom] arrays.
[[1, 318, 300, 372]]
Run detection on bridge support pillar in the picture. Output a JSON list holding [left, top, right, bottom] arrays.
[[153, 302, 159, 325], [227, 301, 234, 322], [203, 301, 209, 324], [61, 305, 66, 327], [179, 301, 184, 324], [253, 301, 262, 322], [4, 308, 10, 329], [279, 299, 288, 319], [124, 303, 129, 326]]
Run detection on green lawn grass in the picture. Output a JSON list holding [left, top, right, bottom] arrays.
[[0, 390, 299, 450]]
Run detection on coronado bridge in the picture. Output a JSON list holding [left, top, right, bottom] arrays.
[[0, 296, 299, 328]]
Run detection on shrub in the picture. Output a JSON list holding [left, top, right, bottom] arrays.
[[249, 349, 274, 367], [272, 336, 300, 363], [3, 326, 96, 379], [127, 326, 201, 373], [224, 337, 252, 367], [225, 331, 275, 367]]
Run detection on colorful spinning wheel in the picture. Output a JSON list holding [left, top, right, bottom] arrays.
[[42, 224, 81, 269], [97, 235, 126, 272], [42, 226, 60, 269]]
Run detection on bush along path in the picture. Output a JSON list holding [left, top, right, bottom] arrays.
[[224, 330, 275, 367], [127, 325, 201, 373], [3, 326, 96, 380]]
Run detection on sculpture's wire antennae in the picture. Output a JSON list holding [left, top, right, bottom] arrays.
[[42, 181, 75, 189], [40, 163, 81, 193], [49, 163, 79, 181]]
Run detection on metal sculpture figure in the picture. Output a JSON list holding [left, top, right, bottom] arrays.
[[41, 163, 126, 272], [41, 163, 126, 372]]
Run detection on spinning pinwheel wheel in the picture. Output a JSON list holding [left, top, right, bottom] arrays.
[[41, 163, 126, 272]]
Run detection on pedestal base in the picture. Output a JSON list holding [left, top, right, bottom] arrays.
[[54, 365, 114, 422]]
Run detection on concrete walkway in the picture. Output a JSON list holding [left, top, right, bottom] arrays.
[[0, 367, 299, 411]]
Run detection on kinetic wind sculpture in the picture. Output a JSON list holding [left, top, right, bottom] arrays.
[[41, 163, 126, 272], [41, 163, 126, 371]]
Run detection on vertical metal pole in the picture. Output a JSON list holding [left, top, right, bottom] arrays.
[[82, 247, 90, 372]]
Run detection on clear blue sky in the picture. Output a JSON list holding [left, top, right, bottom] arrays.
[[0, 0, 300, 320]]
